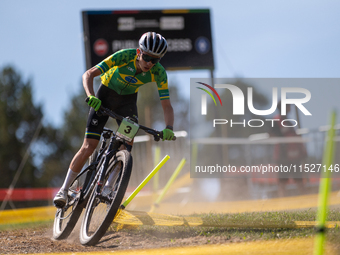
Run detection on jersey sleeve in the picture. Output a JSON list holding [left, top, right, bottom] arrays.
[[95, 49, 133, 74], [153, 64, 170, 101]]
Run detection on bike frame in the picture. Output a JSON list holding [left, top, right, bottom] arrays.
[[77, 128, 115, 207], [84, 106, 164, 202]]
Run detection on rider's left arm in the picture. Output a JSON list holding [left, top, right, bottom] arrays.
[[161, 99, 174, 129]]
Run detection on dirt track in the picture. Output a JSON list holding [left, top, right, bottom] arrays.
[[0, 224, 240, 254]]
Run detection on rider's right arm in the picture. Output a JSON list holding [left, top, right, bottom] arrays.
[[82, 66, 102, 97], [84, 49, 134, 96]]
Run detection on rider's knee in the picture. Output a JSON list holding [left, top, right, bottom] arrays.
[[81, 140, 98, 156]]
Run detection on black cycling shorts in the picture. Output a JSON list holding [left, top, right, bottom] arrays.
[[85, 84, 138, 140]]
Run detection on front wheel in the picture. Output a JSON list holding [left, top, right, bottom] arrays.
[[79, 150, 132, 246]]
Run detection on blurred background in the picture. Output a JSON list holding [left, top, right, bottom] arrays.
[[1, 0, 340, 212]]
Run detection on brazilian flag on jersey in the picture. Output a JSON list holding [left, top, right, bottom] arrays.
[[95, 49, 170, 101]]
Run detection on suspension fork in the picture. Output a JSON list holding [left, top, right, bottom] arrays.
[[83, 137, 119, 199], [82, 144, 107, 198], [95, 137, 123, 194]]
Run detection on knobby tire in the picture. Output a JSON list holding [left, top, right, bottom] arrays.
[[52, 150, 99, 240], [79, 150, 132, 246], [53, 169, 88, 239]]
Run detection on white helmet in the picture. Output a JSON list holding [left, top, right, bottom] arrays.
[[139, 32, 168, 58]]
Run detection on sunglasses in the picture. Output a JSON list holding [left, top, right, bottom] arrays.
[[141, 52, 161, 64]]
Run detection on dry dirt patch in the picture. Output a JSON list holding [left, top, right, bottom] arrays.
[[0, 224, 241, 254]]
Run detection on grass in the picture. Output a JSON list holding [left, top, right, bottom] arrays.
[[0, 220, 53, 232], [115, 209, 340, 244], [1, 210, 340, 247], [194, 209, 340, 226]]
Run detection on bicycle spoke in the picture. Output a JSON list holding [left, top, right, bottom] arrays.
[[86, 195, 111, 235], [84, 164, 121, 235], [80, 150, 132, 245], [53, 168, 92, 240]]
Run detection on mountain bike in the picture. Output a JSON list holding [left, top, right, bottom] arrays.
[[53, 101, 175, 245]]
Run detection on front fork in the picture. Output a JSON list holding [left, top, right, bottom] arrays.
[[95, 137, 123, 195]]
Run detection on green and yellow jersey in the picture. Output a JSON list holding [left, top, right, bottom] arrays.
[[95, 49, 169, 100]]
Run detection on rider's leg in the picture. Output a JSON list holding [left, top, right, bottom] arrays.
[[54, 138, 99, 207], [63, 138, 99, 188], [69, 138, 99, 173]]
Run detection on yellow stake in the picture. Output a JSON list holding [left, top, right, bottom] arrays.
[[314, 111, 337, 255], [153, 146, 161, 193], [150, 158, 186, 212], [121, 155, 170, 209]]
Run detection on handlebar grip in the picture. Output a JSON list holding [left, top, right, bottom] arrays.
[[157, 131, 176, 141]]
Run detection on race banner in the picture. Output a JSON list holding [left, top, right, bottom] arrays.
[[82, 9, 214, 70]]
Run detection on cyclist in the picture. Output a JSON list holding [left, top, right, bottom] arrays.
[[53, 32, 175, 208]]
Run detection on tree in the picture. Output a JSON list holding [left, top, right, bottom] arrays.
[[40, 84, 89, 187], [0, 66, 44, 188]]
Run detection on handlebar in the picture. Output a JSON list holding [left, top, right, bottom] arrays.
[[86, 97, 176, 141]]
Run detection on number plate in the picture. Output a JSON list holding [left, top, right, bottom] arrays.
[[116, 118, 140, 142]]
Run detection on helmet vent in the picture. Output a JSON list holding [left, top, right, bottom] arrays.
[[139, 32, 168, 58]]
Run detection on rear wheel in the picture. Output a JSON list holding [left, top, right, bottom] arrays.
[[53, 169, 90, 240], [79, 150, 132, 246], [53, 150, 99, 240]]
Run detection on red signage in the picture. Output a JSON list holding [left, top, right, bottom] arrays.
[[93, 39, 109, 56]]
